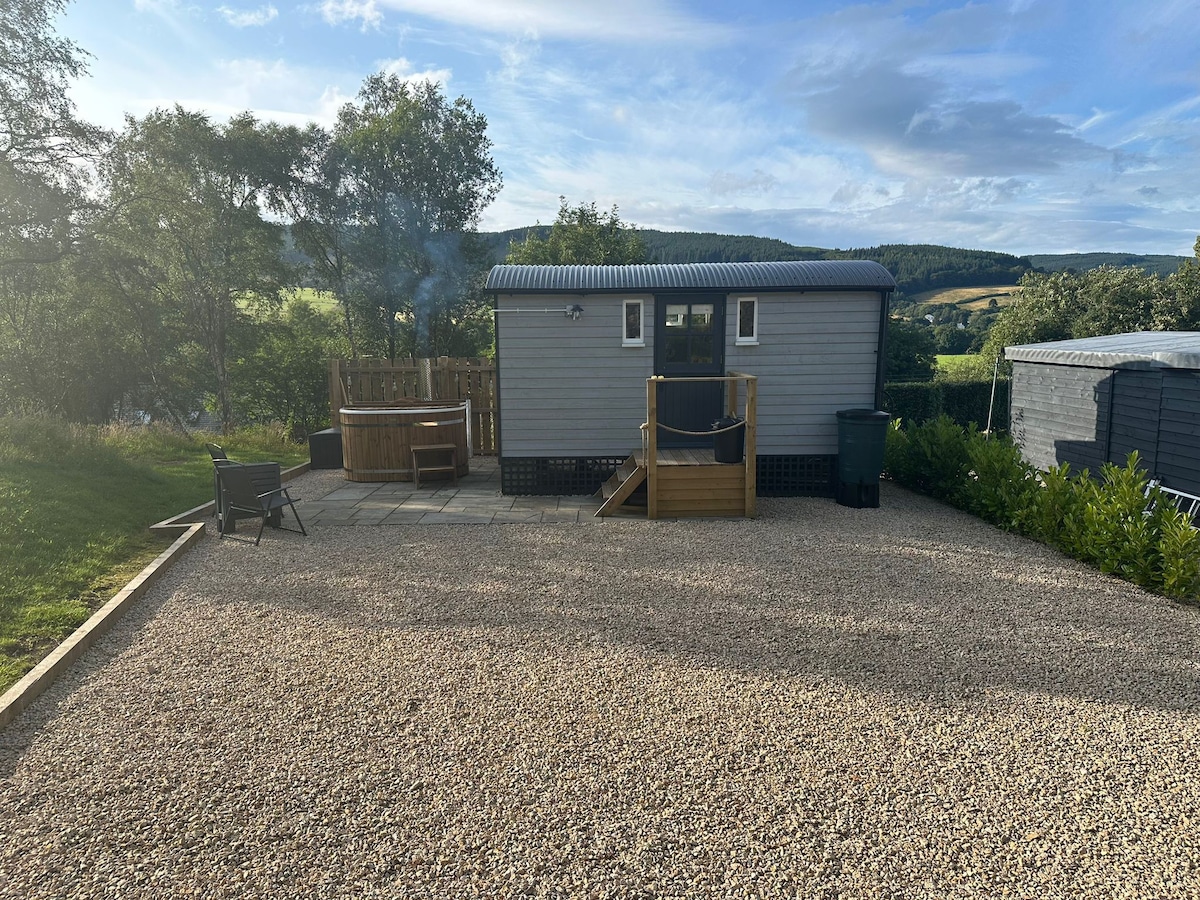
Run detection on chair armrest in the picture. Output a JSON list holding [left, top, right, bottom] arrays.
[[256, 486, 299, 502]]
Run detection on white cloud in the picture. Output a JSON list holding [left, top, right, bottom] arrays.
[[380, 57, 452, 89], [371, 0, 725, 43], [708, 169, 779, 199], [320, 0, 383, 30], [217, 4, 279, 27]]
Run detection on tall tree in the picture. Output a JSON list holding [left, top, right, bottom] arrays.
[[0, 0, 117, 418], [333, 75, 501, 359], [981, 243, 1200, 365], [1155, 236, 1200, 331], [260, 121, 368, 356], [228, 294, 350, 436], [885, 319, 937, 382], [0, 0, 106, 272], [506, 197, 647, 265], [96, 107, 290, 431]]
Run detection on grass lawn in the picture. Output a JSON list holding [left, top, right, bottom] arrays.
[[0, 418, 308, 693]]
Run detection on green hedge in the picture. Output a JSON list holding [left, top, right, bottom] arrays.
[[883, 416, 1200, 601], [883, 378, 1010, 430]]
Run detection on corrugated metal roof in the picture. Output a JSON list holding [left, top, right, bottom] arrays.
[[485, 260, 897, 293], [1005, 331, 1200, 370]]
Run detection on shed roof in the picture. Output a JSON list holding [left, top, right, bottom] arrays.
[[1005, 331, 1200, 370], [485, 260, 896, 294]]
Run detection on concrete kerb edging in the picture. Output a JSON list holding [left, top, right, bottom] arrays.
[[0, 459, 313, 732]]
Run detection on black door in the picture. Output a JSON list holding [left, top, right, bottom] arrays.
[[654, 294, 725, 448]]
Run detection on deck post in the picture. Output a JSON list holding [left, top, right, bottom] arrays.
[[647, 377, 659, 520], [329, 358, 342, 429], [745, 375, 757, 517]]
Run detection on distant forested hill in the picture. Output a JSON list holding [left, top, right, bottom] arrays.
[[482, 228, 1033, 295], [824, 244, 1031, 295], [1028, 253, 1189, 277], [637, 230, 828, 264]]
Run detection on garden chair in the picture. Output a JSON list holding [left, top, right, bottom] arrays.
[[205, 442, 228, 460], [214, 462, 306, 545]]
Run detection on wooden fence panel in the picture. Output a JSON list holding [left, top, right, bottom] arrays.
[[331, 358, 498, 455]]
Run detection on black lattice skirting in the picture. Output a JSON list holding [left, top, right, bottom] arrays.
[[500, 454, 836, 497]]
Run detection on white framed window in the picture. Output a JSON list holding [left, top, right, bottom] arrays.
[[622, 299, 644, 346], [736, 296, 759, 345]]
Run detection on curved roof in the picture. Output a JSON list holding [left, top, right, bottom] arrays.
[[1005, 331, 1200, 370], [485, 260, 896, 293]]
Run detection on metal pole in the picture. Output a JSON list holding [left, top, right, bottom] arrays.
[[985, 353, 1000, 438]]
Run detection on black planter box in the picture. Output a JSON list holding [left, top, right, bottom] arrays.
[[308, 428, 343, 469]]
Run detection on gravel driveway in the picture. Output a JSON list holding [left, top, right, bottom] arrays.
[[3, 475, 1200, 898]]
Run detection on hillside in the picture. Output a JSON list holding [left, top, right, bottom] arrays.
[[482, 229, 1034, 296], [323, 226, 1193, 295], [1029, 252, 1188, 277]]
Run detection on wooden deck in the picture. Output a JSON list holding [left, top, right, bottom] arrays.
[[637, 448, 719, 466], [595, 373, 758, 519], [641, 450, 748, 518]]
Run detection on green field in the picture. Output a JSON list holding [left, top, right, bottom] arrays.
[[0, 419, 308, 692], [910, 285, 1022, 309], [288, 287, 338, 313], [936, 353, 994, 380]]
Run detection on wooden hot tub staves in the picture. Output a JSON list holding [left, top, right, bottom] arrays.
[[339, 402, 470, 483]]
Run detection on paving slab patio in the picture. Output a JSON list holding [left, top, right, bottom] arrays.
[[300, 456, 611, 525]]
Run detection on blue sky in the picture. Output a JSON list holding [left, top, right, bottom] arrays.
[[60, 0, 1200, 256]]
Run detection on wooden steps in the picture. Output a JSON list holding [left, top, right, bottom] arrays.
[[594, 449, 755, 519], [596, 372, 757, 520], [594, 455, 646, 517]]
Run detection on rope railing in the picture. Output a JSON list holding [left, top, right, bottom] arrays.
[[654, 419, 745, 437], [642, 371, 758, 519]]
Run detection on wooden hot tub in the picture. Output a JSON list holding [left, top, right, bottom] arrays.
[[339, 401, 470, 482]]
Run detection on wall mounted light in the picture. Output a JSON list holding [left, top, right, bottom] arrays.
[[566, 304, 584, 320]]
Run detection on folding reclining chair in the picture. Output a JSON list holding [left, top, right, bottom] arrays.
[[214, 462, 306, 545]]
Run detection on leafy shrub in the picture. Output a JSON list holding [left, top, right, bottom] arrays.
[[1024, 463, 1085, 554], [1160, 509, 1200, 600], [883, 415, 971, 503], [885, 420, 1200, 602], [1075, 454, 1162, 588], [962, 435, 1036, 531]]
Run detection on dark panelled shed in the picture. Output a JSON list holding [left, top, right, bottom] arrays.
[[1006, 332, 1200, 493]]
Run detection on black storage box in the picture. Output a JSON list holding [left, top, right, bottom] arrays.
[[308, 428, 343, 469]]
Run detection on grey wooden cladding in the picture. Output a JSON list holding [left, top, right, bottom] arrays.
[[497, 293, 654, 456], [1159, 372, 1200, 490], [1011, 360, 1200, 495], [1108, 369, 1161, 472], [496, 290, 882, 457], [1011, 365, 1110, 473], [730, 293, 881, 454]]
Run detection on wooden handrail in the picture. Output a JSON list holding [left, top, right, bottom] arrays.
[[644, 371, 759, 519]]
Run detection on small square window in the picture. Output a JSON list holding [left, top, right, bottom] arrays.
[[736, 297, 759, 345], [622, 299, 644, 346]]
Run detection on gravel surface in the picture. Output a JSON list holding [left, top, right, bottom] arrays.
[[3, 475, 1200, 898]]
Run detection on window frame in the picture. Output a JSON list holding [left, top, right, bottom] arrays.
[[735, 296, 759, 346], [622, 298, 645, 347]]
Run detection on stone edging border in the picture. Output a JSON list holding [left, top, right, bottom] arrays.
[[0, 461, 312, 731]]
